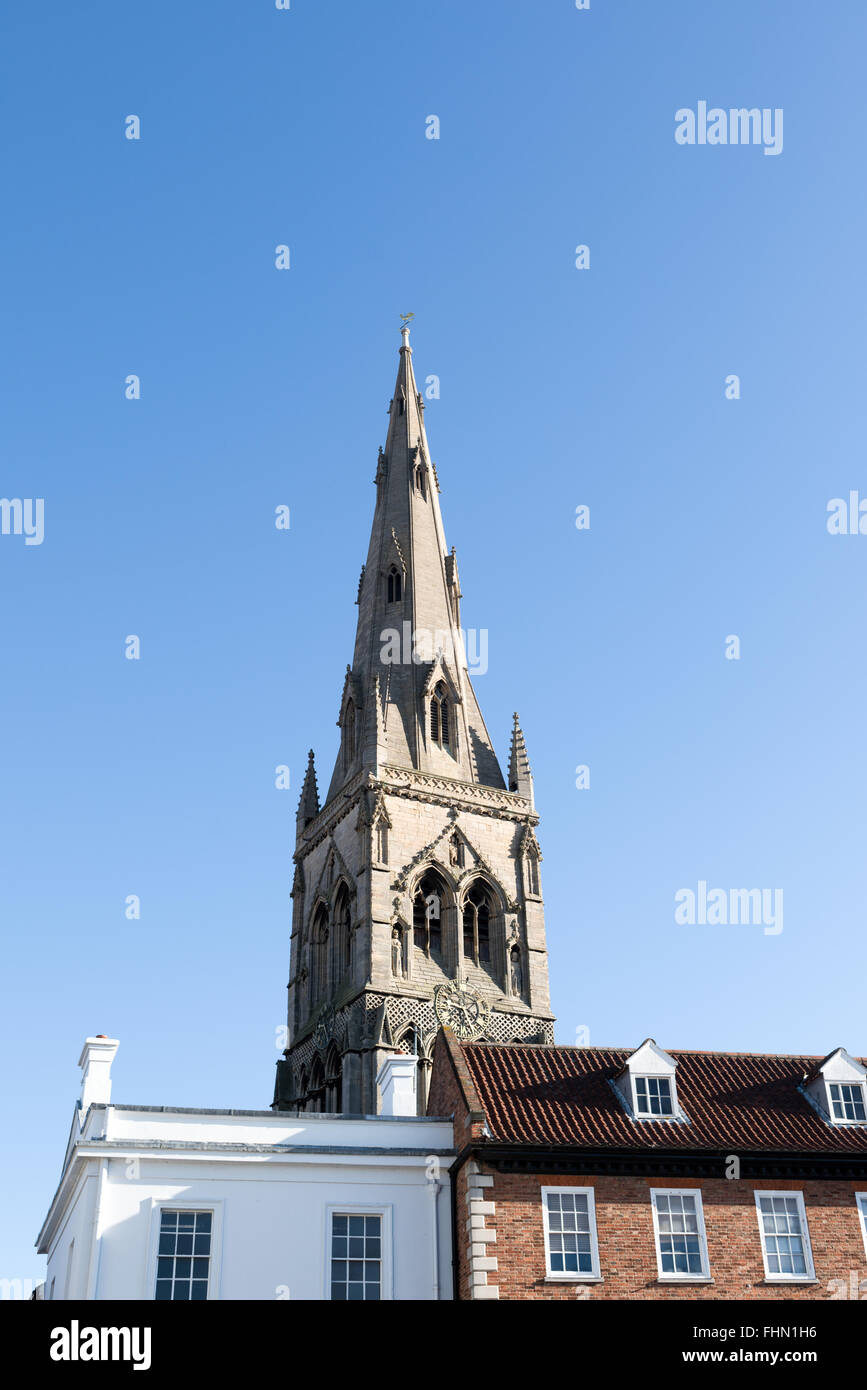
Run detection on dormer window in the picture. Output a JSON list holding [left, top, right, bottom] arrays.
[[430, 682, 450, 747], [829, 1083, 866, 1123], [635, 1076, 673, 1117], [415, 464, 426, 499], [614, 1039, 683, 1123], [386, 567, 402, 604], [803, 1048, 867, 1127]]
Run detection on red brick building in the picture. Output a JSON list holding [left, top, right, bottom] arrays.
[[427, 1029, 867, 1300]]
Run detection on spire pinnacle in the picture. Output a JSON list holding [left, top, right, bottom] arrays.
[[362, 672, 388, 774], [508, 713, 534, 806], [296, 749, 320, 834]]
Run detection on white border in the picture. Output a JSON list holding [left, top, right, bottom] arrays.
[[541, 1186, 601, 1281], [144, 1198, 224, 1301], [650, 1187, 711, 1282], [325, 1203, 393, 1301], [753, 1190, 815, 1283]]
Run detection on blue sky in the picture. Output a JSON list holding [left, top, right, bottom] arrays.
[[2, 1, 866, 1286]]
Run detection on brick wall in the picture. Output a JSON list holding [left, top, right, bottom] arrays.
[[460, 1168, 867, 1300]]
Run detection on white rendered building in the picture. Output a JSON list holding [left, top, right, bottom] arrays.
[[38, 1038, 454, 1301]]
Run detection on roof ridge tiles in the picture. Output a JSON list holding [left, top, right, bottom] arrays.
[[462, 1042, 866, 1065]]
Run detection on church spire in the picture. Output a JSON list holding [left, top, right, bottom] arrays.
[[508, 713, 534, 807], [323, 324, 505, 803], [277, 323, 555, 1118]]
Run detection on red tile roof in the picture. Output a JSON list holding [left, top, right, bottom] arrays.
[[458, 1043, 867, 1154]]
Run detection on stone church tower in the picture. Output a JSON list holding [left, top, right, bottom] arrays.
[[272, 325, 555, 1116]]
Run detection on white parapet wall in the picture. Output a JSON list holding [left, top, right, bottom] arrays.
[[38, 1101, 455, 1301]]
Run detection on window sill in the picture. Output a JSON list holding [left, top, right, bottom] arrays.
[[655, 1277, 714, 1285], [544, 1274, 604, 1284], [760, 1277, 818, 1286]]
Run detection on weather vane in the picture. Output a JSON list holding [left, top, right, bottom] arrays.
[[400, 311, 415, 329]]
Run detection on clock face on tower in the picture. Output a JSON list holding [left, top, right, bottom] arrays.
[[434, 980, 491, 1042]]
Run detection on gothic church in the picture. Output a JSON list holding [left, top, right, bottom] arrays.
[[273, 326, 555, 1116]]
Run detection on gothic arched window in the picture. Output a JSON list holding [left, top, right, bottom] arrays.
[[430, 682, 450, 748], [312, 904, 329, 1004], [324, 1045, 342, 1113], [310, 1057, 325, 1113], [413, 868, 445, 960], [463, 881, 492, 966], [334, 884, 351, 977], [415, 464, 426, 499], [387, 566, 402, 604]]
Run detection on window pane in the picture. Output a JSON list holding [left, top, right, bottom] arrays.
[[545, 1191, 595, 1275], [759, 1195, 809, 1277], [655, 1193, 705, 1277], [331, 1214, 382, 1300], [155, 1211, 211, 1301]]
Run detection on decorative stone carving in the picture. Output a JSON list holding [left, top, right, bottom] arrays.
[[391, 927, 404, 979], [509, 947, 523, 999]]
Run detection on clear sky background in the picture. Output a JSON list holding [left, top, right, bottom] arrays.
[[2, 1, 866, 1288]]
